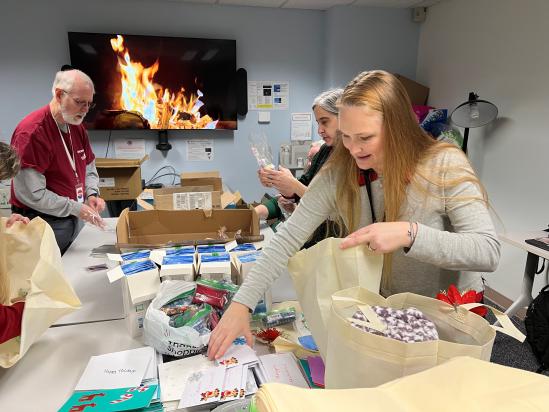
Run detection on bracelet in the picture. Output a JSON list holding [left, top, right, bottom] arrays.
[[407, 221, 418, 248]]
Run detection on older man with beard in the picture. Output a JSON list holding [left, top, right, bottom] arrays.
[[10, 68, 105, 253]]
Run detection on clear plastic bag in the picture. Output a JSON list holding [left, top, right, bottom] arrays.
[[248, 131, 275, 169]]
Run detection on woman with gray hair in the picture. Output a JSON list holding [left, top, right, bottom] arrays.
[[255, 88, 343, 248]]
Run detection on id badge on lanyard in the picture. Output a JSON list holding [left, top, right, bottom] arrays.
[[55, 121, 84, 203], [75, 182, 85, 203]]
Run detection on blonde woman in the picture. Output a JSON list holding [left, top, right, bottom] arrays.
[[0, 142, 29, 343], [208, 70, 500, 359]]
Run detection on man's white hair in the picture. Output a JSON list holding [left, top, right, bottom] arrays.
[[51, 69, 94, 96]]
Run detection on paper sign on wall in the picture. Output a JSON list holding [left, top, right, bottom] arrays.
[[248, 81, 289, 110], [291, 113, 312, 141], [114, 138, 147, 159], [187, 139, 214, 161]]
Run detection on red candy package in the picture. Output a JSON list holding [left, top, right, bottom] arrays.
[[192, 279, 238, 309]]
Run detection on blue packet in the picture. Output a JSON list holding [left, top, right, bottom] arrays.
[[232, 243, 257, 252], [121, 259, 157, 276], [298, 335, 319, 351], [200, 252, 231, 262], [162, 254, 195, 265], [197, 244, 226, 254], [121, 250, 151, 261], [165, 246, 195, 256], [237, 251, 262, 263]]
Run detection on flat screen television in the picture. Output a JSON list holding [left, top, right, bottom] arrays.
[[68, 32, 237, 130]]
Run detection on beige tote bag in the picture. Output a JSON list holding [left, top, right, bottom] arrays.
[[0, 217, 81, 367], [254, 356, 549, 412], [287, 238, 383, 359], [325, 286, 525, 389]]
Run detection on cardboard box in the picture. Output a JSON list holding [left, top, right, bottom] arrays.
[[180, 171, 222, 193], [116, 208, 260, 246], [95, 156, 147, 201], [153, 187, 222, 210], [394, 74, 430, 106]]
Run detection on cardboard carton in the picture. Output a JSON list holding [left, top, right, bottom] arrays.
[[95, 156, 147, 201], [180, 171, 222, 193], [153, 187, 222, 210], [394, 74, 430, 106], [116, 208, 260, 246]]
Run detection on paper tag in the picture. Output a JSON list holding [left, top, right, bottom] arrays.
[[224, 240, 238, 252], [173, 192, 213, 210], [99, 177, 116, 187]]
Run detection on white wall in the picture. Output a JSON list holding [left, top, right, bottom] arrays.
[[416, 0, 549, 300], [0, 0, 421, 202], [325, 6, 420, 87]]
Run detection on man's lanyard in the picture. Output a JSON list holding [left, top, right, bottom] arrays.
[[54, 120, 79, 184]]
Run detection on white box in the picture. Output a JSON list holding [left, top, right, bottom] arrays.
[[150, 247, 196, 281], [197, 252, 232, 281], [107, 259, 160, 305], [122, 278, 151, 338]]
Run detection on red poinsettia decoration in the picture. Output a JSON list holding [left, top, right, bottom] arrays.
[[436, 284, 487, 317]]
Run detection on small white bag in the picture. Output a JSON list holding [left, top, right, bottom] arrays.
[[143, 280, 209, 357]]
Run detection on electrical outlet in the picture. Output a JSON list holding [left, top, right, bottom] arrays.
[[0, 187, 11, 209]]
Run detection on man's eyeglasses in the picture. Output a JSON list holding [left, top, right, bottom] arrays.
[[62, 90, 96, 110]]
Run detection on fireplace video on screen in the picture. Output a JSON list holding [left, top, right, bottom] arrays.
[[68, 32, 238, 130]]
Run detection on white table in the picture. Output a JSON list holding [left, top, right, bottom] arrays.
[[499, 231, 549, 316], [0, 319, 143, 412], [55, 218, 125, 325]]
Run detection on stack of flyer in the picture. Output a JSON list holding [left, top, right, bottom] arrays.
[[178, 344, 309, 410], [58, 346, 162, 412]]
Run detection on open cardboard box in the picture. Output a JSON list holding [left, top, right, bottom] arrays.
[[116, 207, 260, 247], [394, 74, 430, 106], [95, 156, 148, 201]]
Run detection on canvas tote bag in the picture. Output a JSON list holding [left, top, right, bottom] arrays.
[[325, 286, 525, 389], [254, 357, 549, 412], [287, 237, 383, 359], [0, 217, 81, 367]]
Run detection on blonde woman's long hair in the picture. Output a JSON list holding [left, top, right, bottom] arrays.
[[325, 70, 487, 290]]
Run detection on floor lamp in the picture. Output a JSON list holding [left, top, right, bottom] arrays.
[[450, 92, 498, 153]]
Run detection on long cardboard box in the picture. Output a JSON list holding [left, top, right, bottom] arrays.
[[116, 208, 260, 246]]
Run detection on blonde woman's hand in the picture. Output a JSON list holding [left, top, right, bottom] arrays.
[[207, 302, 253, 360], [6, 214, 30, 227], [340, 222, 413, 253]]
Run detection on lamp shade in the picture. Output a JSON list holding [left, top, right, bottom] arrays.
[[450, 93, 498, 129]]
